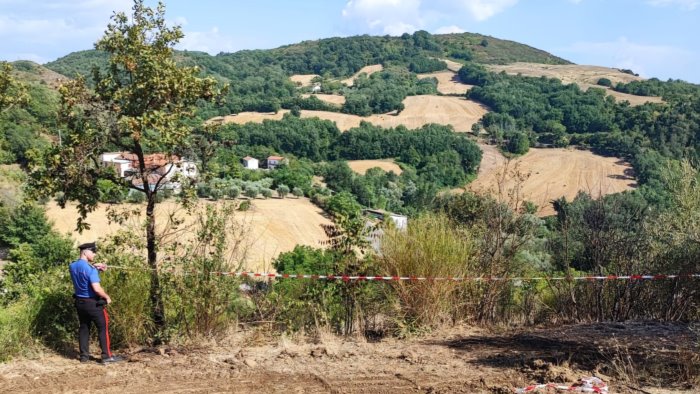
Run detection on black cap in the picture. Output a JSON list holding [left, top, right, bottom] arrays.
[[78, 242, 97, 253]]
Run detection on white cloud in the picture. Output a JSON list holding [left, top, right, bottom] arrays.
[[177, 27, 238, 55], [434, 25, 465, 34], [456, 0, 519, 21], [646, 0, 699, 10], [342, 0, 423, 35], [341, 0, 517, 35], [0, 0, 132, 62], [560, 37, 696, 81]]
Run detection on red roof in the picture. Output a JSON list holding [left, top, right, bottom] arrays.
[[117, 152, 180, 170], [267, 156, 284, 161]]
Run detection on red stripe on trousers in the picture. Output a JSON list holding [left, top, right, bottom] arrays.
[[103, 309, 112, 357]]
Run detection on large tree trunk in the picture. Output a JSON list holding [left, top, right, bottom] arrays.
[[146, 194, 166, 341]]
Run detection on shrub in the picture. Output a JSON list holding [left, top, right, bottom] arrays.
[[597, 77, 612, 87], [292, 187, 304, 198], [260, 188, 273, 199], [378, 214, 476, 331], [277, 184, 289, 199], [227, 185, 241, 199]]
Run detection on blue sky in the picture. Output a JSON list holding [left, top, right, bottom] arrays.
[[1, 0, 698, 83]]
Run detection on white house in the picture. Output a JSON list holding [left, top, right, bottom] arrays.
[[363, 209, 408, 230], [100, 152, 198, 191], [311, 84, 321, 93], [266, 155, 287, 169], [242, 156, 259, 169], [100, 152, 133, 177]]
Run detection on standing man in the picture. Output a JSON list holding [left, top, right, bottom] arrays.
[[69, 242, 123, 364]]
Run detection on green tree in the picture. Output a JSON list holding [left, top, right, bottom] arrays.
[[29, 0, 224, 340], [0, 62, 28, 112], [277, 184, 289, 198]]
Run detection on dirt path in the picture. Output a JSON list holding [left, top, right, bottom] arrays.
[[1, 323, 695, 393]]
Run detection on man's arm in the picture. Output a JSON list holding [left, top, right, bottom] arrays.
[[91, 283, 112, 304]]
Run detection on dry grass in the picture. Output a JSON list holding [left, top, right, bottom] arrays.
[[465, 144, 636, 216], [341, 64, 383, 86], [44, 198, 332, 272], [212, 95, 488, 132], [301, 93, 346, 105], [486, 62, 664, 106], [418, 71, 474, 95], [290, 74, 320, 86], [439, 58, 464, 72], [347, 159, 402, 175]]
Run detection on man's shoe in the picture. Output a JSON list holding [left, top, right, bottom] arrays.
[[101, 355, 125, 364], [79, 358, 91, 363]]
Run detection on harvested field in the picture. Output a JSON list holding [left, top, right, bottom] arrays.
[[418, 70, 474, 95], [207, 111, 287, 126], [467, 144, 636, 216], [301, 93, 346, 105], [485, 62, 664, 106], [347, 159, 402, 175], [45, 198, 331, 271], [341, 64, 383, 86], [213, 96, 488, 132], [290, 74, 319, 86], [440, 58, 465, 72], [0, 322, 695, 393]]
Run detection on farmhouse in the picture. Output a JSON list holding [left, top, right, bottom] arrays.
[[242, 156, 259, 169], [266, 155, 288, 169], [100, 152, 198, 190]]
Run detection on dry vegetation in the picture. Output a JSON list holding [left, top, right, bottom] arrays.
[[486, 62, 664, 106], [341, 64, 384, 86], [466, 144, 637, 216], [418, 70, 474, 95], [44, 198, 332, 272], [301, 93, 346, 105], [347, 159, 402, 175], [213, 95, 488, 132], [290, 74, 320, 87]]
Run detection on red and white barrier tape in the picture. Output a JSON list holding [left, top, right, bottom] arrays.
[[104, 265, 700, 282], [516, 376, 608, 393]]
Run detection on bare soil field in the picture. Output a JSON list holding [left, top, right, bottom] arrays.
[[485, 63, 664, 106], [290, 74, 320, 86], [467, 144, 636, 216], [45, 198, 332, 271], [418, 70, 474, 95], [342, 64, 384, 86], [302, 93, 347, 105], [0, 322, 695, 393], [213, 96, 488, 132], [348, 159, 403, 175]]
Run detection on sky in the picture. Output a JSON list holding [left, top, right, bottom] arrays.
[[0, 0, 699, 83]]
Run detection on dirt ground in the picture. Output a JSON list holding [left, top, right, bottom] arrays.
[[485, 63, 664, 106], [0, 322, 696, 393], [467, 144, 636, 216], [418, 70, 474, 95], [348, 159, 403, 175], [44, 197, 332, 272], [341, 64, 384, 86]]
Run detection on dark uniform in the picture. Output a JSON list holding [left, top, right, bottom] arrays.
[[69, 242, 113, 362]]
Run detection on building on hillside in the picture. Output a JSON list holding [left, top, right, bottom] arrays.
[[311, 83, 321, 93], [100, 152, 198, 191], [363, 209, 408, 230], [242, 156, 259, 169], [266, 155, 288, 169]]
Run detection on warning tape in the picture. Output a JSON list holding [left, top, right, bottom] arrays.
[[516, 376, 608, 393], [104, 265, 700, 282]]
